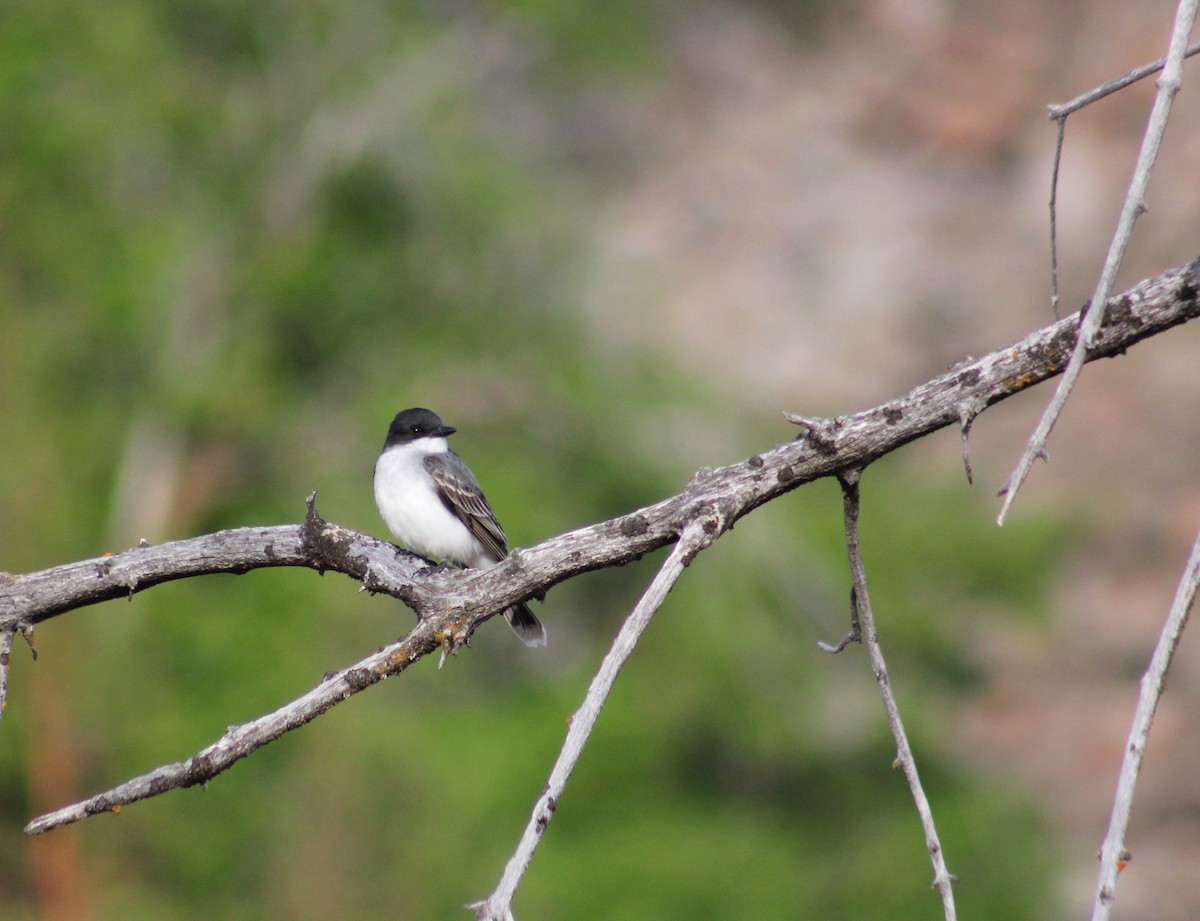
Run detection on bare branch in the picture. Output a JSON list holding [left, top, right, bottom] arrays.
[[999, 2, 1200, 523], [1049, 116, 1066, 317], [24, 614, 453, 839], [1048, 38, 1200, 317], [471, 513, 725, 921], [1048, 39, 1200, 120], [24, 610, 450, 835], [1090, 527, 1200, 921], [4, 261, 1197, 641], [839, 472, 957, 920], [4, 258, 1199, 832]]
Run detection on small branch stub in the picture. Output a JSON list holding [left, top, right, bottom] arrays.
[[783, 412, 839, 454], [818, 586, 862, 654], [957, 398, 986, 486]]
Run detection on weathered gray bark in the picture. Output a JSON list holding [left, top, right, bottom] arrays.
[[4, 255, 1199, 834]]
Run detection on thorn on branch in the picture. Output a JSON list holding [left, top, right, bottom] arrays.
[[299, 490, 360, 578], [782, 412, 839, 454], [957, 398, 986, 486], [301, 490, 328, 565], [304, 490, 321, 524], [435, 622, 472, 669], [18, 622, 36, 661]]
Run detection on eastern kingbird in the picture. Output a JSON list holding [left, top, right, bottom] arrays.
[[373, 407, 547, 647]]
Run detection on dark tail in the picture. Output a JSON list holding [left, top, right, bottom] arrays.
[[505, 602, 547, 647]]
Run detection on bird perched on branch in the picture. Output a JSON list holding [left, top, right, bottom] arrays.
[[373, 407, 547, 647]]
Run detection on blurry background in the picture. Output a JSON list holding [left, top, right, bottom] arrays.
[[2, 1, 1199, 919]]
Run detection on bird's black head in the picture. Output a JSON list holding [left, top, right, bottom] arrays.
[[383, 407, 457, 449]]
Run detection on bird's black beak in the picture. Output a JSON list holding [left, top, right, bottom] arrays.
[[437, 424, 457, 437]]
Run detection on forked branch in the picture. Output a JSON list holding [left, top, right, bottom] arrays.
[[2, 258, 1198, 834], [1001, 0, 1200, 522]]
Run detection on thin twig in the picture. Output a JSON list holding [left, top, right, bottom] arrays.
[[1048, 117, 1066, 318], [817, 601, 860, 654], [998, 0, 1199, 525], [839, 471, 956, 921], [1048, 39, 1200, 120], [470, 515, 723, 921], [1090, 527, 1200, 921], [817, 583, 862, 653], [957, 396, 986, 486], [24, 622, 443, 835], [1047, 38, 1200, 320]]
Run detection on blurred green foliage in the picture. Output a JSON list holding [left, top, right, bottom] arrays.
[[0, 2, 1064, 919]]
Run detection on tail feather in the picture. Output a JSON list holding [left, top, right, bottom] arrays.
[[505, 601, 547, 647]]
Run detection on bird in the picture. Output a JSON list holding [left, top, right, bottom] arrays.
[[373, 407, 547, 647]]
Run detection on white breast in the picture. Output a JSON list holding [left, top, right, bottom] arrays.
[[373, 440, 483, 565]]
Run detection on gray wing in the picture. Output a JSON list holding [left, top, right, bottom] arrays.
[[423, 451, 509, 561]]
